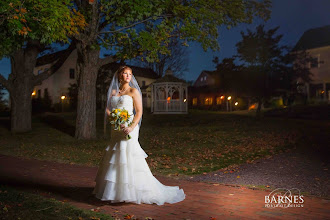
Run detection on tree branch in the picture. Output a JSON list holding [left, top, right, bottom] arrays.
[[32, 40, 77, 86], [97, 35, 118, 47], [99, 14, 172, 34], [98, 55, 117, 68]]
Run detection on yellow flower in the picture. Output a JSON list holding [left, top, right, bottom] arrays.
[[120, 112, 128, 120]]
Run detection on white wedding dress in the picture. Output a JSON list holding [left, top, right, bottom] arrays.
[[92, 95, 186, 205]]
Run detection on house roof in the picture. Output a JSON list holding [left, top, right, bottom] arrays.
[[193, 70, 218, 86], [292, 25, 330, 51], [36, 49, 69, 67], [101, 62, 160, 79], [151, 74, 187, 83]]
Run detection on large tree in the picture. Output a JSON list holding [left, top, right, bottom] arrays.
[[235, 24, 313, 118], [71, 0, 272, 140], [0, 0, 86, 133]]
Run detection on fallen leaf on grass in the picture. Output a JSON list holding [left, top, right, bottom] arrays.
[[124, 214, 135, 219]]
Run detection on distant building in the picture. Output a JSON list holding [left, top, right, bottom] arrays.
[[189, 70, 249, 111], [292, 25, 330, 103], [32, 49, 159, 109]]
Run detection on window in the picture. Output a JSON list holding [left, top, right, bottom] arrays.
[[69, 68, 75, 79], [200, 77, 203, 81], [204, 76, 207, 80], [142, 80, 146, 86], [310, 54, 320, 68], [192, 98, 197, 106], [216, 97, 222, 105], [204, 97, 213, 105]]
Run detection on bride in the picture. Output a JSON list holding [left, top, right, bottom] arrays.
[[92, 65, 186, 205]]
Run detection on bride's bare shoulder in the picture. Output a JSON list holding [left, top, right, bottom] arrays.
[[129, 88, 141, 99]]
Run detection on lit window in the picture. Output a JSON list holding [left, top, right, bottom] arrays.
[[192, 98, 197, 106], [204, 76, 207, 80], [200, 77, 203, 81], [204, 97, 213, 105], [216, 97, 222, 105]]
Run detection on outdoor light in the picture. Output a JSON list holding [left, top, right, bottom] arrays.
[[183, 98, 186, 102], [61, 95, 66, 100], [31, 91, 35, 96], [235, 102, 238, 106], [227, 96, 231, 100], [220, 95, 224, 99], [167, 96, 171, 103], [321, 90, 325, 94]]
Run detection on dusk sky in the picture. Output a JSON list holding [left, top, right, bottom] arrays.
[[1, 0, 330, 99]]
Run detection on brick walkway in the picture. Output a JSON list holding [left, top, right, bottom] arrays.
[[0, 154, 329, 220]]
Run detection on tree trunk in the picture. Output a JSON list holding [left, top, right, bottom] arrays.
[[9, 47, 38, 133], [75, 42, 100, 140], [256, 97, 263, 120]]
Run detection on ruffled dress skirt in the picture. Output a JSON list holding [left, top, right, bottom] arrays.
[[92, 124, 186, 205]]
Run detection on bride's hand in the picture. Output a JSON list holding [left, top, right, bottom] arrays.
[[120, 124, 125, 130], [106, 109, 111, 116], [123, 126, 133, 135]]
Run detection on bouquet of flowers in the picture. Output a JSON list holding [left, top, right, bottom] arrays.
[[109, 108, 133, 139]]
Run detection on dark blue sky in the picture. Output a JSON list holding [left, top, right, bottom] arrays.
[[1, 0, 330, 98]]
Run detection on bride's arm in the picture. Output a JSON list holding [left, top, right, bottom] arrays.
[[129, 88, 143, 130]]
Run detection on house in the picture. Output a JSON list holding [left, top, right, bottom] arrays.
[[190, 70, 228, 110], [189, 69, 250, 111], [292, 25, 330, 103], [32, 49, 160, 109], [32, 49, 80, 106]]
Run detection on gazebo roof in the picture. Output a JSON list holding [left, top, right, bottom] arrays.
[[152, 74, 187, 84]]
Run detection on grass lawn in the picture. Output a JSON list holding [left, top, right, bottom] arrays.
[[0, 185, 113, 220], [0, 108, 305, 177]]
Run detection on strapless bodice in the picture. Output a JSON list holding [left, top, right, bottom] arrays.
[[111, 95, 134, 113], [110, 95, 134, 126]]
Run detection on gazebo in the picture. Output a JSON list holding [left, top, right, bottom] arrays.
[[150, 69, 188, 114]]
